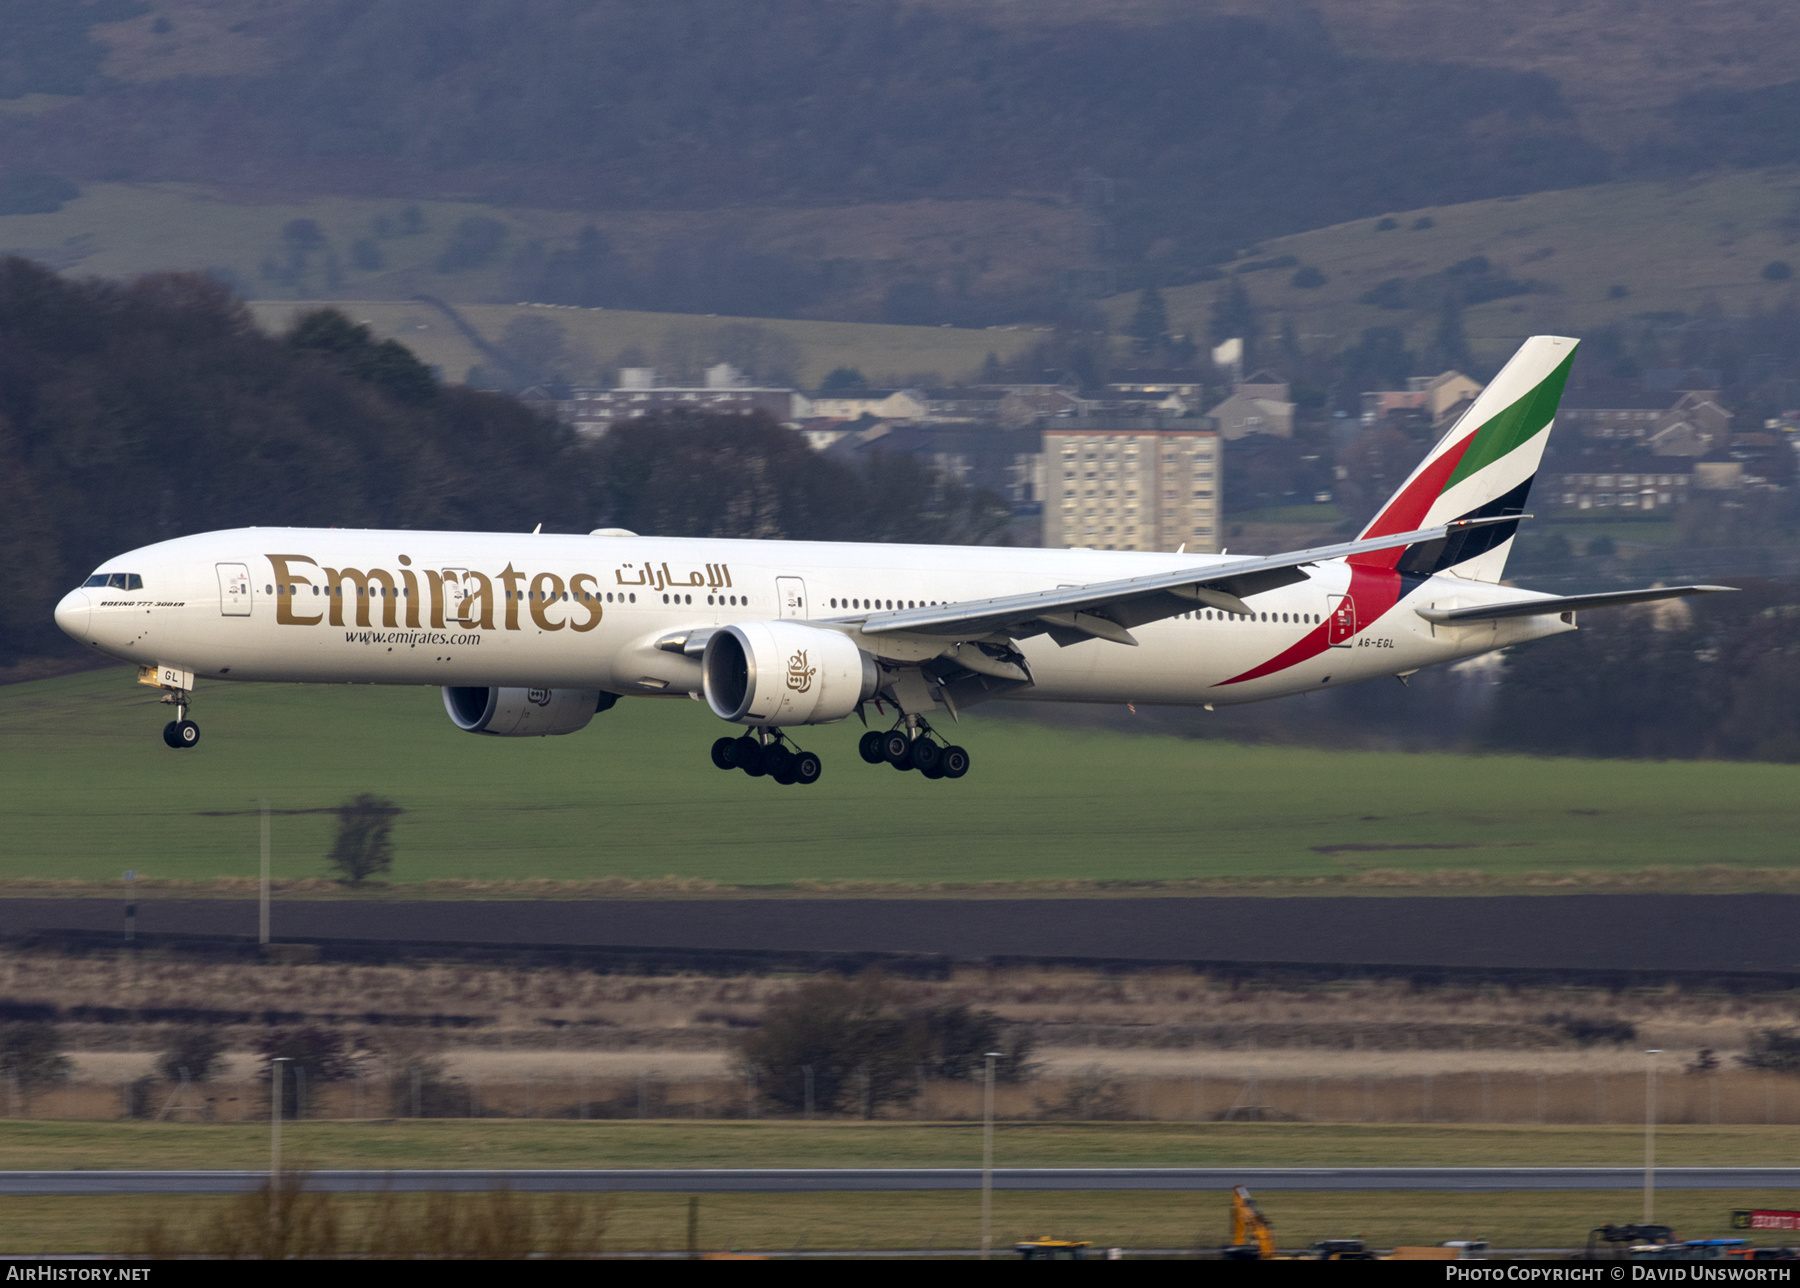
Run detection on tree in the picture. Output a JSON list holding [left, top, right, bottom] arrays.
[[260, 1029, 354, 1118], [1429, 296, 1472, 372], [1741, 1028, 1800, 1073], [740, 972, 922, 1115], [436, 217, 508, 273], [819, 366, 868, 393], [157, 1028, 227, 1083], [286, 309, 438, 405], [0, 1023, 70, 1104], [498, 315, 570, 388], [1126, 286, 1169, 356], [326, 794, 400, 884], [1209, 279, 1257, 373], [918, 1004, 1035, 1083]]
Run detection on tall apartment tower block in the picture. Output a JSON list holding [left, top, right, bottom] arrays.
[[1041, 416, 1222, 553]]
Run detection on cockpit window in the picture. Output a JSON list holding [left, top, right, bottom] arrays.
[[83, 573, 143, 590], [83, 575, 108, 588]]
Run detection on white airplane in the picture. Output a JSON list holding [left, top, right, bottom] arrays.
[[54, 335, 1729, 784]]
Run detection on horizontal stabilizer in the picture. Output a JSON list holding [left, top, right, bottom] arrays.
[[1415, 584, 1736, 625]]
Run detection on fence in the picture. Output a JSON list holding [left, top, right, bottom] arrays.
[[7, 1069, 1799, 1124]]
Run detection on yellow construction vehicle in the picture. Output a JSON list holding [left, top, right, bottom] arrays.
[[1219, 1186, 1386, 1260], [1014, 1238, 1093, 1260], [1220, 1185, 1277, 1260]]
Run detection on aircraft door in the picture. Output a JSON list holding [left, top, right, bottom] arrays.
[[217, 563, 252, 616], [776, 577, 808, 619], [441, 568, 471, 625], [1326, 593, 1356, 646]]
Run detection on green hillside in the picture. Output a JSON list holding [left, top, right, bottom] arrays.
[[1125, 168, 1800, 367], [1, 669, 1794, 889], [244, 301, 1035, 392], [0, 182, 1035, 386]]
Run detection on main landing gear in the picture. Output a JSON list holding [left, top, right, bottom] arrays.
[[709, 730, 823, 786], [857, 719, 969, 781], [159, 691, 200, 750]]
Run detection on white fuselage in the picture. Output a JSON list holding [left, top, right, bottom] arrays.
[[54, 528, 1574, 713]]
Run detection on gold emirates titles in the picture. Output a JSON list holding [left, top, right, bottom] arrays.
[[263, 554, 733, 633]]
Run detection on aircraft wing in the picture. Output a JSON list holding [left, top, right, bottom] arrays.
[[856, 515, 1518, 647], [1414, 584, 1736, 625]]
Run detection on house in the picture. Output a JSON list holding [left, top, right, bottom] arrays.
[[1042, 414, 1222, 553], [997, 387, 1082, 429], [806, 389, 928, 422], [564, 366, 809, 436], [1106, 371, 1207, 401], [1206, 373, 1295, 440], [1544, 457, 1694, 511], [1559, 389, 1734, 457], [1360, 371, 1484, 430], [918, 388, 1007, 423]]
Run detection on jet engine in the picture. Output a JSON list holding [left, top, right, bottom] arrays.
[[442, 686, 616, 736], [702, 622, 877, 725]]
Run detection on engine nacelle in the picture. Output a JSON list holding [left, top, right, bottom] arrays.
[[442, 686, 615, 736], [702, 621, 877, 726]]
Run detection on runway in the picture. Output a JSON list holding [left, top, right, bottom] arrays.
[[3, 1168, 1796, 1195], [3, 894, 1799, 976]]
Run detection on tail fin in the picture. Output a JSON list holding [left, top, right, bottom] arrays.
[[1351, 335, 1577, 583]]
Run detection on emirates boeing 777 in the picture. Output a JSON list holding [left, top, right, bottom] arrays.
[[53, 335, 1729, 784]]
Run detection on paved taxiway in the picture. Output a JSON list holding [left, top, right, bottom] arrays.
[[5, 895, 1800, 974]]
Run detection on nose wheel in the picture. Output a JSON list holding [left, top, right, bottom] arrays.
[[709, 731, 821, 785], [158, 691, 200, 750]]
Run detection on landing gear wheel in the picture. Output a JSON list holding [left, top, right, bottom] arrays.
[[939, 745, 969, 779], [793, 751, 823, 785], [919, 759, 946, 780], [734, 736, 766, 776], [711, 737, 737, 770], [907, 738, 942, 774], [880, 730, 911, 767], [162, 721, 181, 749], [763, 745, 795, 782], [174, 720, 200, 749], [858, 730, 886, 765]]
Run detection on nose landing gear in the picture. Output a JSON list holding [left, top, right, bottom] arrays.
[[709, 730, 822, 785], [861, 718, 968, 781], [158, 691, 200, 750]]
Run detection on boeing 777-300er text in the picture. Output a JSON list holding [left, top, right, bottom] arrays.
[[55, 335, 1731, 784]]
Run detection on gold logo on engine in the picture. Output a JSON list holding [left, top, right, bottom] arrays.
[[786, 650, 815, 693]]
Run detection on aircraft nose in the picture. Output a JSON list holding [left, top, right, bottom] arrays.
[[54, 590, 91, 641]]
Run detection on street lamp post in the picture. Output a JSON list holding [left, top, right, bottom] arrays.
[[982, 1050, 1001, 1261], [258, 799, 271, 946], [271, 1056, 291, 1196], [1645, 1049, 1662, 1225]]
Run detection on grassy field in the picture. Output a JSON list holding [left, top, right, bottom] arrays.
[[1, 1120, 1798, 1170], [3, 1188, 1789, 1255], [244, 300, 1036, 391], [0, 1122, 1790, 1253], [2, 668, 1797, 888], [0, 181, 1039, 386], [1126, 167, 1800, 368]]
